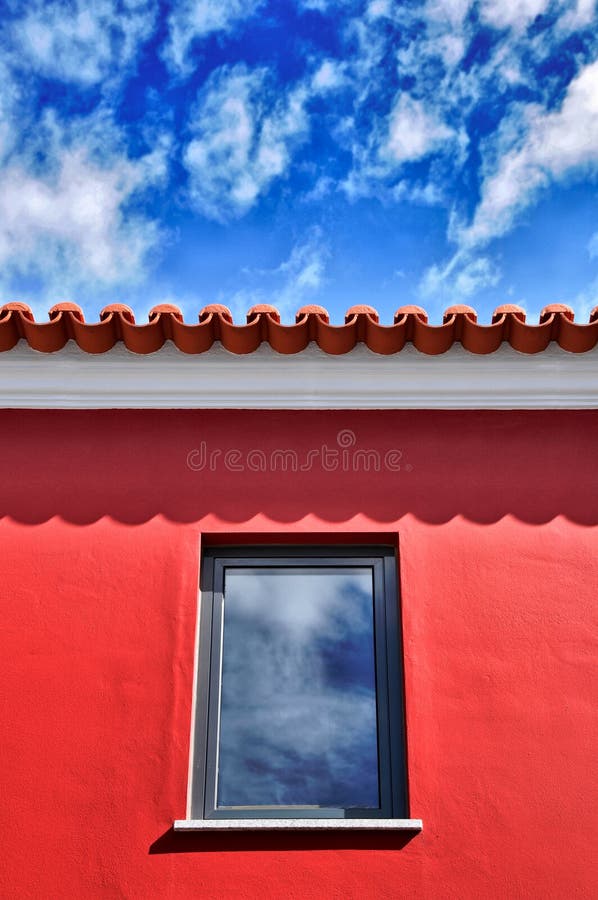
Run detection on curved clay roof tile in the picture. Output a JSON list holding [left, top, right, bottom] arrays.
[[49, 302, 85, 322], [539, 303, 575, 323], [199, 304, 233, 324], [149, 303, 184, 322], [247, 304, 281, 324], [0, 302, 35, 322], [443, 304, 477, 323], [492, 304, 526, 323], [0, 303, 597, 355], [394, 305, 429, 324], [296, 305, 330, 323], [100, 304, 136, 324], [345, 305, 379, 323]]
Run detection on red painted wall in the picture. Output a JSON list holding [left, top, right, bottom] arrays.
[[1, 409, 597, 899]]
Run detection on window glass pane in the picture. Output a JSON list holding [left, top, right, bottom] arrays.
[[217, 566, 380, 809]]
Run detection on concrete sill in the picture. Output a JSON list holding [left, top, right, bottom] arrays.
[[174, 818, 423, 832]]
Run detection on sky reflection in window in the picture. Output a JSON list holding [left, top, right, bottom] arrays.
[[217, 567, 379, 809]]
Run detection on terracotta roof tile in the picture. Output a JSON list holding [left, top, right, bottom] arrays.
[[198, 303, 229, 320], [491, 304, 526, 323], [100, 303, 136, 324], [394, 305, 428, 324], [0, 302, 597, 355], [247, 304, 281, 323], [149, 303, 184, 322], [296, 305, 330, 323]]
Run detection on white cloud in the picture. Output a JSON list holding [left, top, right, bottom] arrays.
[[425, 0, 472, 28], [569, 272, 598, 321], [395, 0, 472, 75], [301, 0, 351, 10], [342, 91, 463, 202], [558, 0, 597, 30], [164, 0, 264, 73], [0, 5, 168, 304], [183, 64, 309, 222], [392, 179, 444, 205], [478, 0, 597, 35], [479, 0, 551, 31], [302, 175, 335, 202], [2, 0, 594, 314], [420, 252, 501, 300], [459, 58, 598, 249], [338, 0, 476, 201], [11, 0, 157, 86], [338, 0, 598, 216], [366, 0, 392, 17], [311, 59, 348, 92], [276, 232, 327, 300], [0, 115, 168, 294], [0, 61, 20, 164], [382, 94, 455, 165], [226, 229, 328, 321], [453, 255, 501, 296]]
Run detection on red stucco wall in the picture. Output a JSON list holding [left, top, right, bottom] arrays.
[[2, 409, 597, 899]]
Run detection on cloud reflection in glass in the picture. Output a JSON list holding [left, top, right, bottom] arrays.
[[217, 567, 379, 809]]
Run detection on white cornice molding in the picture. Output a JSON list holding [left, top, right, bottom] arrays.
[[0, 340, 596, 409]]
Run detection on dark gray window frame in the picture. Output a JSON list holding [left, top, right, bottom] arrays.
[[191, 545, 408, 821]]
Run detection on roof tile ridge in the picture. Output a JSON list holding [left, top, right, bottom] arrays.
[[0, 303, 35, 351], [540, 303, 598, 352], [2, 301, 598, 354]]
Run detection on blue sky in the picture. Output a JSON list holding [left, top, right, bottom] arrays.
[[1, 0, 598, 325]]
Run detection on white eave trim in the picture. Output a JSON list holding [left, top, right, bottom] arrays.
[[173, 818, 423, 831], [0, 340, 596, 409]]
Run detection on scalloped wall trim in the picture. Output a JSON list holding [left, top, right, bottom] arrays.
[[0, 341, 596, 409]]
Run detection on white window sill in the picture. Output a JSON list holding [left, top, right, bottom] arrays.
[[174, 818, 423, 832]]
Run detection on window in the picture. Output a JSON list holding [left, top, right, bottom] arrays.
[[179, 545, 417, 829]]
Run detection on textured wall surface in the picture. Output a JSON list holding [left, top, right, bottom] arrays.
[[2, 409, 597, 899]]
